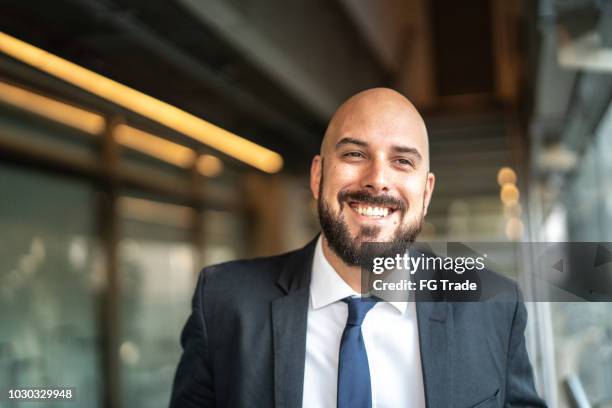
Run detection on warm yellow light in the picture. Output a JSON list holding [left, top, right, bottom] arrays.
[[196, 154, 223, 177], [114, 124, 196, 168], [500, 183, 520, 206], [497, 167, 517, 186], [0, 32, 283, 173], [0, 80, 217, 171], [505, 217, 524, 241], [0, 80, 105, 134], [117, 196, 195, 228]]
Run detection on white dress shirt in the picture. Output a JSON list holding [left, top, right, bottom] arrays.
[[302, 237, 426, 408]]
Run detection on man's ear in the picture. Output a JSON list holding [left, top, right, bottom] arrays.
[[422, 172, 436, 216], [310, 155, 322, 200]]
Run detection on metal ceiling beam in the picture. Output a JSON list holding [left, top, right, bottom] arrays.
[[176, 0, 341, 119], [72, 0, 319, 152]]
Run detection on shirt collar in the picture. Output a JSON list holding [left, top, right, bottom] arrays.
[[310, 236, 356, 309], [310, 235, 408, 314]]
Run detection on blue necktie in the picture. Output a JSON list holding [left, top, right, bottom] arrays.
[[337, 297, 377, 408]]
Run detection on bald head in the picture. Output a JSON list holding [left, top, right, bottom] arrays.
[[321, 88, 429, 168], [310, 87, 436, 270]]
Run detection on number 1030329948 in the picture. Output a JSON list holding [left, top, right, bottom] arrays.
[[5, 387, 75, 401]]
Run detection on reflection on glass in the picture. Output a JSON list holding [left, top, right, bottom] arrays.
[[201, 209, 245, 266], [552, 303, 612, 407], [551, 113, 612, 407], [0, 165, 101, 408], [118, 197, 197, 408]]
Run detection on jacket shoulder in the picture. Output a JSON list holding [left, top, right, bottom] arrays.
[[200, 250, 294, 288], [198, 240, 316, 297]]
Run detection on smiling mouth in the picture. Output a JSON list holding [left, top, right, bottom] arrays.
[[348, 202, 398, 219]]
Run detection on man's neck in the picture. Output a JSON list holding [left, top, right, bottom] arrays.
[[321, 236, 363, 293]]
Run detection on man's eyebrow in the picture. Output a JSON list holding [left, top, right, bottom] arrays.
[[335, 137, 368, 149], [335, 138, 424, 161], [392, 145, 422, 161]]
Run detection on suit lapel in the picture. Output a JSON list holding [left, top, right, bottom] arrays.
[[411, 243, 453, 408], [272, 288, 310, 408], [271, 238, 317, 408], [416, 301, 453, 408]]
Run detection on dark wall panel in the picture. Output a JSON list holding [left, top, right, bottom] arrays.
[[430, 0, 495, 96]]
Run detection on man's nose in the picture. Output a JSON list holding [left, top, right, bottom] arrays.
[[360, 159, 390, 193]]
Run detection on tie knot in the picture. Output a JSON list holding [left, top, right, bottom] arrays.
[[342, 297, 377, 326]]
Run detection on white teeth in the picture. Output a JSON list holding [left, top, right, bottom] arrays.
[[354, 205, 390, 218]]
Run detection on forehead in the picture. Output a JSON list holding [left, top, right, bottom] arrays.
[[325, 96, 428, 153]]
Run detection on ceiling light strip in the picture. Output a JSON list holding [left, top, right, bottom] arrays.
[[0, 80, 223, 176], [0, 80, 105, 135], [114, 124, 197, 168], [0, 32, 283, 173]]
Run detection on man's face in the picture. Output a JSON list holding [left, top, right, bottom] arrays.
[[311, 90, 435, 266]]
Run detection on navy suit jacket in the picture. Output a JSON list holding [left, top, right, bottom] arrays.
[[170, 237, 547, 408]]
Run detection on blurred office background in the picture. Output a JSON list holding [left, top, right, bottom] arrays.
[[1, 0, 612, 407]]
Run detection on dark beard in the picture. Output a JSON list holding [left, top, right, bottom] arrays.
[[317, 182, 423, 266]]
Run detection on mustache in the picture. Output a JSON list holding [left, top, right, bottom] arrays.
[[337, 190, 407, 212]]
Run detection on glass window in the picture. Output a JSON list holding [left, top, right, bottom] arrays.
[[0, 164, 102, 407], [201, 209, 246, 266], [117, 195, 197, 408], [548, 107, 612, 407]]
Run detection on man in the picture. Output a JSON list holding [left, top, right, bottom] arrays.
[[170, 88, 547, 407]]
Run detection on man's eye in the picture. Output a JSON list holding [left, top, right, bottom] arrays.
[[343, 151, 365, 158], [396, 158, 414, 167]]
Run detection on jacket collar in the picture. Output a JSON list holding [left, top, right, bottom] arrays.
[[272, 236, 317, 408], [276, 235, 318, 294]]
